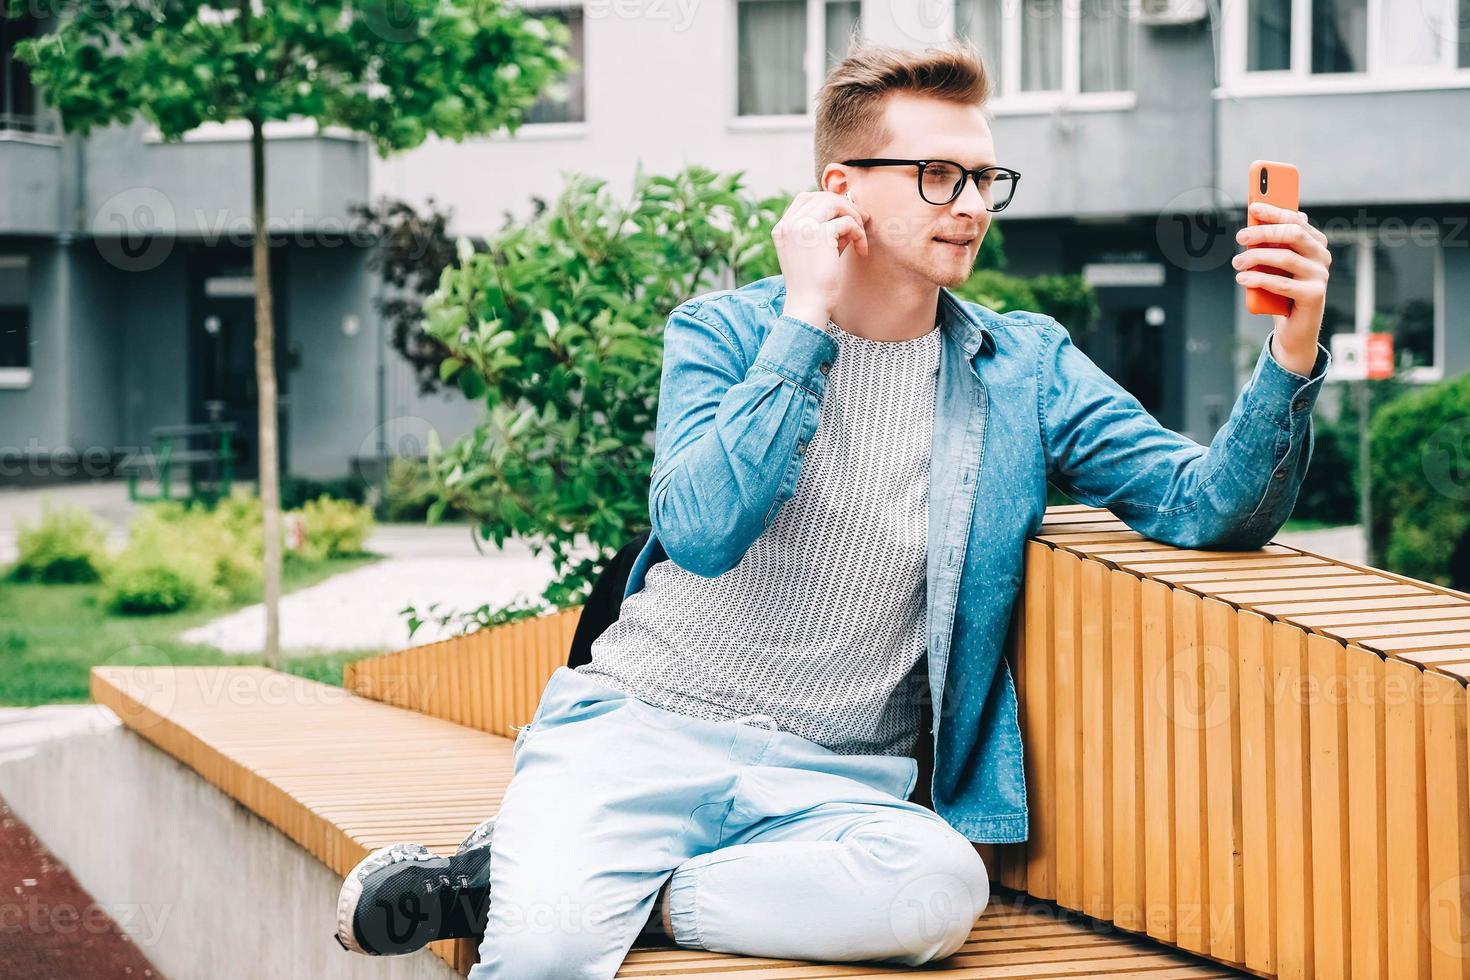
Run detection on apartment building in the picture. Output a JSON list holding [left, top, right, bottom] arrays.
[[2, 0, 1467, 484]]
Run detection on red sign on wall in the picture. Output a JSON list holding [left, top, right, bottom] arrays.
[[1366, 332, 1394, 380]]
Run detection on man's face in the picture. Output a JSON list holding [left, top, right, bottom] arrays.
[[841, 93, 998, 289]]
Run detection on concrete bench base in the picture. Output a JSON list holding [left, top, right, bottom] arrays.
[[0, 705, 457, 980]]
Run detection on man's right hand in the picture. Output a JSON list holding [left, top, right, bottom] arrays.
[[771, 190, 870, 328]]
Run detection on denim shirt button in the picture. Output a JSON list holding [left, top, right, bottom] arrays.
[[796, 438, 808, 454], [1291, 395, 1307, 411], [818, 361, 832, 375]]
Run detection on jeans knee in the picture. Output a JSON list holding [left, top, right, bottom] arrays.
[[879, 831, 990, 966]]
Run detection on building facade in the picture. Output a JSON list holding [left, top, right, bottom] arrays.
[[2, 0, 1467, 486]]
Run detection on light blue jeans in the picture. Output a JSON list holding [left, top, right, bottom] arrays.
[[467, 666, 990, 979]]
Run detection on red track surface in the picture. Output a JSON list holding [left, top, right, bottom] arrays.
[[0, 794, 165, 979]]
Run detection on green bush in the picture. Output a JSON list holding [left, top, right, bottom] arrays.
[[101, 501, 262, 614], [1367, 373, 1470, 589], [1289, 411, 1359, 526], [384, 456, 470, 522], [294, 495, 374, 561], [282, 474, 369, 511], [8, 502, 108, 583], [101, 515, 224, 614]]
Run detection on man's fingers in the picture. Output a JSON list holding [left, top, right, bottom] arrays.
[[1233, 245, 1324, 280], [792, 192, 869, 228], [828, 214, 868, 257]]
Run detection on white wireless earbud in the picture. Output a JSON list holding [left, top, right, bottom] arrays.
[[844, 189, 854, 202]]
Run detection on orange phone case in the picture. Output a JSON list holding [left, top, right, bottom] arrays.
[[1245, 159, 1299, 317]]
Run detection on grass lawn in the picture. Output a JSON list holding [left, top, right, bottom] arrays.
[[0, 554, 389, 706], [1280, 517, 1355, 533]]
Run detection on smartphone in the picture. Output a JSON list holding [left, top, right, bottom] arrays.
[[1245, 160, 1300, 317]]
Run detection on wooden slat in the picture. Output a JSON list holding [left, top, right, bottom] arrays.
[[1141, 578, 1177, 947], [1108, 568, 1145, 935], [1022, 540, 1055, 901]]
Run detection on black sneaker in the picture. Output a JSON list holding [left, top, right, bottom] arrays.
[[334, 816, 496, 956]]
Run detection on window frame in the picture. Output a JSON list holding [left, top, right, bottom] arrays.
[[729, 0, 864, 129], [519, 3, 588, 128], [1323, 225, 1446, 383], [950, 0, 1139, 116], [0, 254, 32, 390], [1221, 0, 1470, 98]]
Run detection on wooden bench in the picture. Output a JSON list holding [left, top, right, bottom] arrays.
[[91, 664, 1235, 978], [90, 503, 1470, 977]]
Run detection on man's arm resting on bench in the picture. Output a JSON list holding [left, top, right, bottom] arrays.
[[1039, 315, 1331, 550]]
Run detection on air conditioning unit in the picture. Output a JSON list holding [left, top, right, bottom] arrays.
[[1135, 0, 1207, 25]]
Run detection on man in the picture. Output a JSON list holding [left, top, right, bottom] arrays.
[[335, 38, 1332, 977]]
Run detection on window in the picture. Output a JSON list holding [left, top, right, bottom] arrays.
[[955, 0, 1133, 105], [1, 12, 41, 133], [525, 7, 586, 124], [735, 0, 862, 119], [1462, 0, 1470, 68], [825, 0, 861, 72], [1233, 0, 1470, 89], [1322, 228, 1443, 381], [0, 256, 31, 388]]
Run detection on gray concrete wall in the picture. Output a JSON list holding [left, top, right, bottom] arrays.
[[116, 247, 191, 452], [0, 138, 64, 235], [284, 242, 485, 481], [82, 121, 372, 238], [1217, 89, 1470, 209], [0, 706, 460, 980], [993, 22, 1218, 221]]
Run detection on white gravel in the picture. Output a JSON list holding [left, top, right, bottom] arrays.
[[178, 525, 596, 655]]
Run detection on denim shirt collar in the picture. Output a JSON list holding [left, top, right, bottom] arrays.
[[772, 281, 997, 359]]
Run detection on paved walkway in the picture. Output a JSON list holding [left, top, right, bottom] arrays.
[[177, 526, 583, 654]]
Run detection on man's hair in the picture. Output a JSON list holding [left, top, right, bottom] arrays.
[[813, 38, 992, 187]]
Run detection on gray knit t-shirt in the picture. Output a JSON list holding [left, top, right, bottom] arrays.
[[574, 318, 941, 757]]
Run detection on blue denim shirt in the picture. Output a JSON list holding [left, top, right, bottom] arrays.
[[621, 273, 1331, 843]]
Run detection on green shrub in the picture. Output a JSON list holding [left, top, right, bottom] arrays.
[[9, 502, 108, 583], [1368, 373, 1470, 589], [1289, 411, 1359, 526], [282, 474, 368, 511], [100, 517, 223, 614], [294, 495, 374, 561], [383, 456, 469, 522], [101, 502, 262, 614]]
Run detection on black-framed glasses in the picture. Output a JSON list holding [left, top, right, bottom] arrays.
[[841, 158, 1021, 211]]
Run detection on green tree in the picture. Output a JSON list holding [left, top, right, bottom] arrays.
[[7, 0, 571, 666]]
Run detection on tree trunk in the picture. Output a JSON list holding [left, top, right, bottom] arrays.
[[251, 114, 282, 670]]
